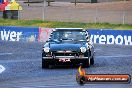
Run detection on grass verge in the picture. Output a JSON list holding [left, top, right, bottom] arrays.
[[0, 19, 132, 30]]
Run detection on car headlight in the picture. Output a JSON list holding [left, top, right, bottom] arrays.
[[43, 47, 50, 53], [80, 47, 86, 53]]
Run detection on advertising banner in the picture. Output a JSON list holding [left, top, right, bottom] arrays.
[[0, 26, 132, 45], [0, 26, 39, 42], [38, 27, 53, 42], [0, 0, 3, 4], [38, 28, 132, 45], [88, 29, 132, 45]]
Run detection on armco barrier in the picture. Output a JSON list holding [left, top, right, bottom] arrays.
[[88, 29, 132, 45], [0, 26, 39, 42], [0, 26, 132, 45]]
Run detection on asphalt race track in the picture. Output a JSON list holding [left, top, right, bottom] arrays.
[[0, 41, 132, 88]]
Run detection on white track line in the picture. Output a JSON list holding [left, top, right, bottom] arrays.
[[15, 83, 75, 88], [0, 53, 13, 55], [0, 65, 5, 73], [97, 55, 132, 58]]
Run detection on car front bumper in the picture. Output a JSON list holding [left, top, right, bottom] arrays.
[[42, 56, 90, 66], [42, 56, 89, 59]]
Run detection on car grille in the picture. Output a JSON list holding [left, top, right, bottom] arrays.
[[53, 51, 79, 56]]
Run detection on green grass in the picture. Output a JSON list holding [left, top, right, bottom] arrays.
[[0, 19, 132, 30]]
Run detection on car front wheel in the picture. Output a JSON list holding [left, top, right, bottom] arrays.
[[42, 59, 49, 68], [90, 56, 94, 65]]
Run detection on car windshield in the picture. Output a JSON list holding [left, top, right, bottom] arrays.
[[50, 31, 87, 42]]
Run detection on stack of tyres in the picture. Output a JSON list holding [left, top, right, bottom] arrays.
[[3, 10, 18, 19], [0, 0, 22, 19]]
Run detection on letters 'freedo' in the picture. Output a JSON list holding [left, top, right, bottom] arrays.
[[91, 35, 132, 45]]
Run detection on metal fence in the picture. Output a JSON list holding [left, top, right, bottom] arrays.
[[17, 0, 132, 24]]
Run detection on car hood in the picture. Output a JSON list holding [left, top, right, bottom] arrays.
[[49, 43, 84, 51]]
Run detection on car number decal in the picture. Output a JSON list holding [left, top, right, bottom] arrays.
[[59, 58, 71, 62]]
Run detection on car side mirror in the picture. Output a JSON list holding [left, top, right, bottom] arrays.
[[46, 37, 51, 42]]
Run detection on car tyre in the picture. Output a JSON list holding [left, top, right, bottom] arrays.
[[82, 59, 90, 68], [90, 56, 94, 65], [48, 65, 54, 69], [42, 59, 49, 69]]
